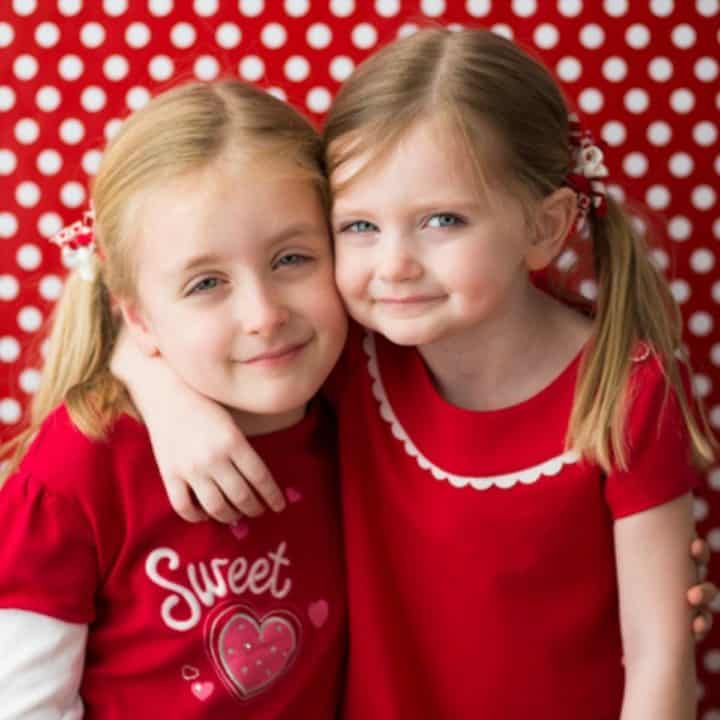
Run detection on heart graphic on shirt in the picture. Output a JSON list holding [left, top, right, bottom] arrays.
[[231, 520, 250, 541], [191, 680, 214, 701], [206, 604, 299, 700], [308, 599, 329, 628], [286, 487, 302, 503]]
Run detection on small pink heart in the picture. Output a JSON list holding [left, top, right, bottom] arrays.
[[308, 599, 329, 628], [231, 520, 249, 540], [191, 680, 214, 701], [286, 487, 302, 503]]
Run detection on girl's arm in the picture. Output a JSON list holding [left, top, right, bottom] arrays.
[[0, 609, 86, 719], [111, 327, 286, 523], [616, 494, 697, 720]]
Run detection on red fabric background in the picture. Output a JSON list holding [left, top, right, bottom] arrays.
[[0, 0, 718, 713]]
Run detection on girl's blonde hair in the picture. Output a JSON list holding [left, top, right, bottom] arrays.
[[324, 27, 715, 472], [2, 80, 327, 480]]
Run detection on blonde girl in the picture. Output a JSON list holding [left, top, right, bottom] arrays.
[[0, 80, 347, 718], [112, 28, 717, 720]]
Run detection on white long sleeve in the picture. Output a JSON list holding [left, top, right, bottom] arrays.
[[0, 609, 87, 719]]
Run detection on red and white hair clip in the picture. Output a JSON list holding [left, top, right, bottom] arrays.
[[565, 113, 609, 232], [49, 207, 97, 281]]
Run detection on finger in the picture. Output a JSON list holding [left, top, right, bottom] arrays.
[[191, 476, 241, 524], [212, 462, 266, 518], [691, 537, 711, 565], [230, 449, 285, 512], [687, 582, 717, 607], [693, 611, 713, 642], [164, 476, 209, 523]]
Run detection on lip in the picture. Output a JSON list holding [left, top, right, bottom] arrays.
[[242, 340, 310, 365], [374, 295, 444, 304]]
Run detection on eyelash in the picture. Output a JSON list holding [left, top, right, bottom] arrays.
[[338, 213, 466, 234], [272, 253, 313, 269], [425, 213, 465, 228], [188, 276, 223, 296]]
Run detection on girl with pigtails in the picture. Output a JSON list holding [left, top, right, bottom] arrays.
[[0, 80, 349, 717]]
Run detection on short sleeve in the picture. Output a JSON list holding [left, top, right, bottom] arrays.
[[605, 356, 702, 519], [0, 471, 99, 624]]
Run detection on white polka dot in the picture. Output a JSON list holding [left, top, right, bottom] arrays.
[[58, 54, 84, 81], [329, 55, 354, 82], [693, 121, 718, 147], [0, 86, 16, 111], [352, 22, 378, 49], [421, 0, 445, 15], [0, 22, 14, 48], [16, 181, 41, 207], [668, 216, 691, 241], [35, 21, 60, 48], [691, 248, 715, 273], [623, 152, 648, 178], [104, 55, 129, 82], [307, 22, 332, 49], [579, 23, 605, 49], [534, 23, 559, 49], [671, 23, 696, 49], [608, 183, 625, 205], [0, 337, 20, 363], [648, 56, 673, 82], [306, 87, 332, 114], [650, 0, 674, 15], [466, 0, 491, 14], [579, 88, 604, 114], [149, 55, 174, 81], [194, 55, 219, 81], [39, 275, 63, 301], [579, 279, 598, 300], [36, 85, 61, 112], [125, 22, 150, 48], [625, 23, 651, 49], [149, 0, 173, 15], [558, 0, 582, 14], [284, 0, 309, 15], [80, 86, 106, 113], [58, 0, 82, 14], [692, 185, 716, 211], [624, 88, 649, 114], [13, 0, 37, 15], [645, 185, 670, 210], [19, 368, 41, 394], [714, 281, 720, 304], [602, 57, 627, 83], [649, 248, 669, 272], [512, 0, 536, 15], [261, 22, 286, 49], [375, 0, 400, 15], [266, 86, 286, 102], [0, 214, 18, 238], [601, 121, 626, 146], [284, 55, 310, 82], [710, 406, 720, 430], [81, 22, 105, 48], [171, 22, 196, 49], [37, 212, 62, 238], [81, 149, 102, 175], [670, 279, 690, 303], [695, 56, 719, 83], [18, 306, 42, 332], [714, 217, 720, 240], [556, 57, 582, 82], [603, 0, 627, 15], [0, 275, 20, 300], [126, 87, 150, 111], [15, 118, 39, 145], [216, 23, 241, 49], [60, 118, 85, 145], [330, 0, 355, 16], [16, 244, 41, 271], [689, 311, 713, 336], [696, 0, 719, 16], [0, 150, 16, 175], [709, 465, 720, 488], [0, 399, 21, 425], [194, 0, 218, 14], [492, 24, 514, 39], [647, 120, 672, 146], [669, 152, 694, 178], [14, 54, 39, 81], [239, 0, 264, 14], [37, 149, 62, 175], [694, 495, 710, 521], [397, 23, 419, 38], [60, 181, 86, 208], [103, 0, 127, 15], [239, 55, 265, 82]]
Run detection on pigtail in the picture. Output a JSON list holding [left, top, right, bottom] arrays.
[[567, 197, 716, 471]]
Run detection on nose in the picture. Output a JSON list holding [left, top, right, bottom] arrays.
[[377, 237, 423, 283], [237, 281, 290, 337]]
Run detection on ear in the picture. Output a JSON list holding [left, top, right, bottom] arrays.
[[118, 300, 160, 357], [525, 187, 578, 271]]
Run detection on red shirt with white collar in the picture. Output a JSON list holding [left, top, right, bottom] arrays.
[[332, 325, 699, 720], [0, 402, 345, 719]]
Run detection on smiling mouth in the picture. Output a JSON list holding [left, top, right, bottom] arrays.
[[374, 295, 444, 305], [242, 340, 310, 364]]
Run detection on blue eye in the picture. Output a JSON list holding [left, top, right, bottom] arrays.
[[426, 213, 464, 228], [340, 220, 379, 233], [274, 253, 312, 269], [188, 277, 221, 295]]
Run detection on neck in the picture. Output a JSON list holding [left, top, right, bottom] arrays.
[[229, 405, 307, 437]]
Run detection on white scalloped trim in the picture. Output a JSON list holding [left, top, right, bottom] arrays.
[[363, 332, 581, 491]]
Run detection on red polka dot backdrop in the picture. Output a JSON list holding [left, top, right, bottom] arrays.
[[1, 0, 719, 709]]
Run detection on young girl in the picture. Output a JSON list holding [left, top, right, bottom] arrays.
[[0, 80, 349, 717], [113, 29, 717, 720]]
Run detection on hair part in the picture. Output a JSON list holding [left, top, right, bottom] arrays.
[[324, 26, 716, 471]]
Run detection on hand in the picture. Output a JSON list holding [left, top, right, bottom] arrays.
[[688, 537, 716, 642]]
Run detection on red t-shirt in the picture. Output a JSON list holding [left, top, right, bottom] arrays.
[[0, 401, 346, 719], [332, 325, 699, 720]]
